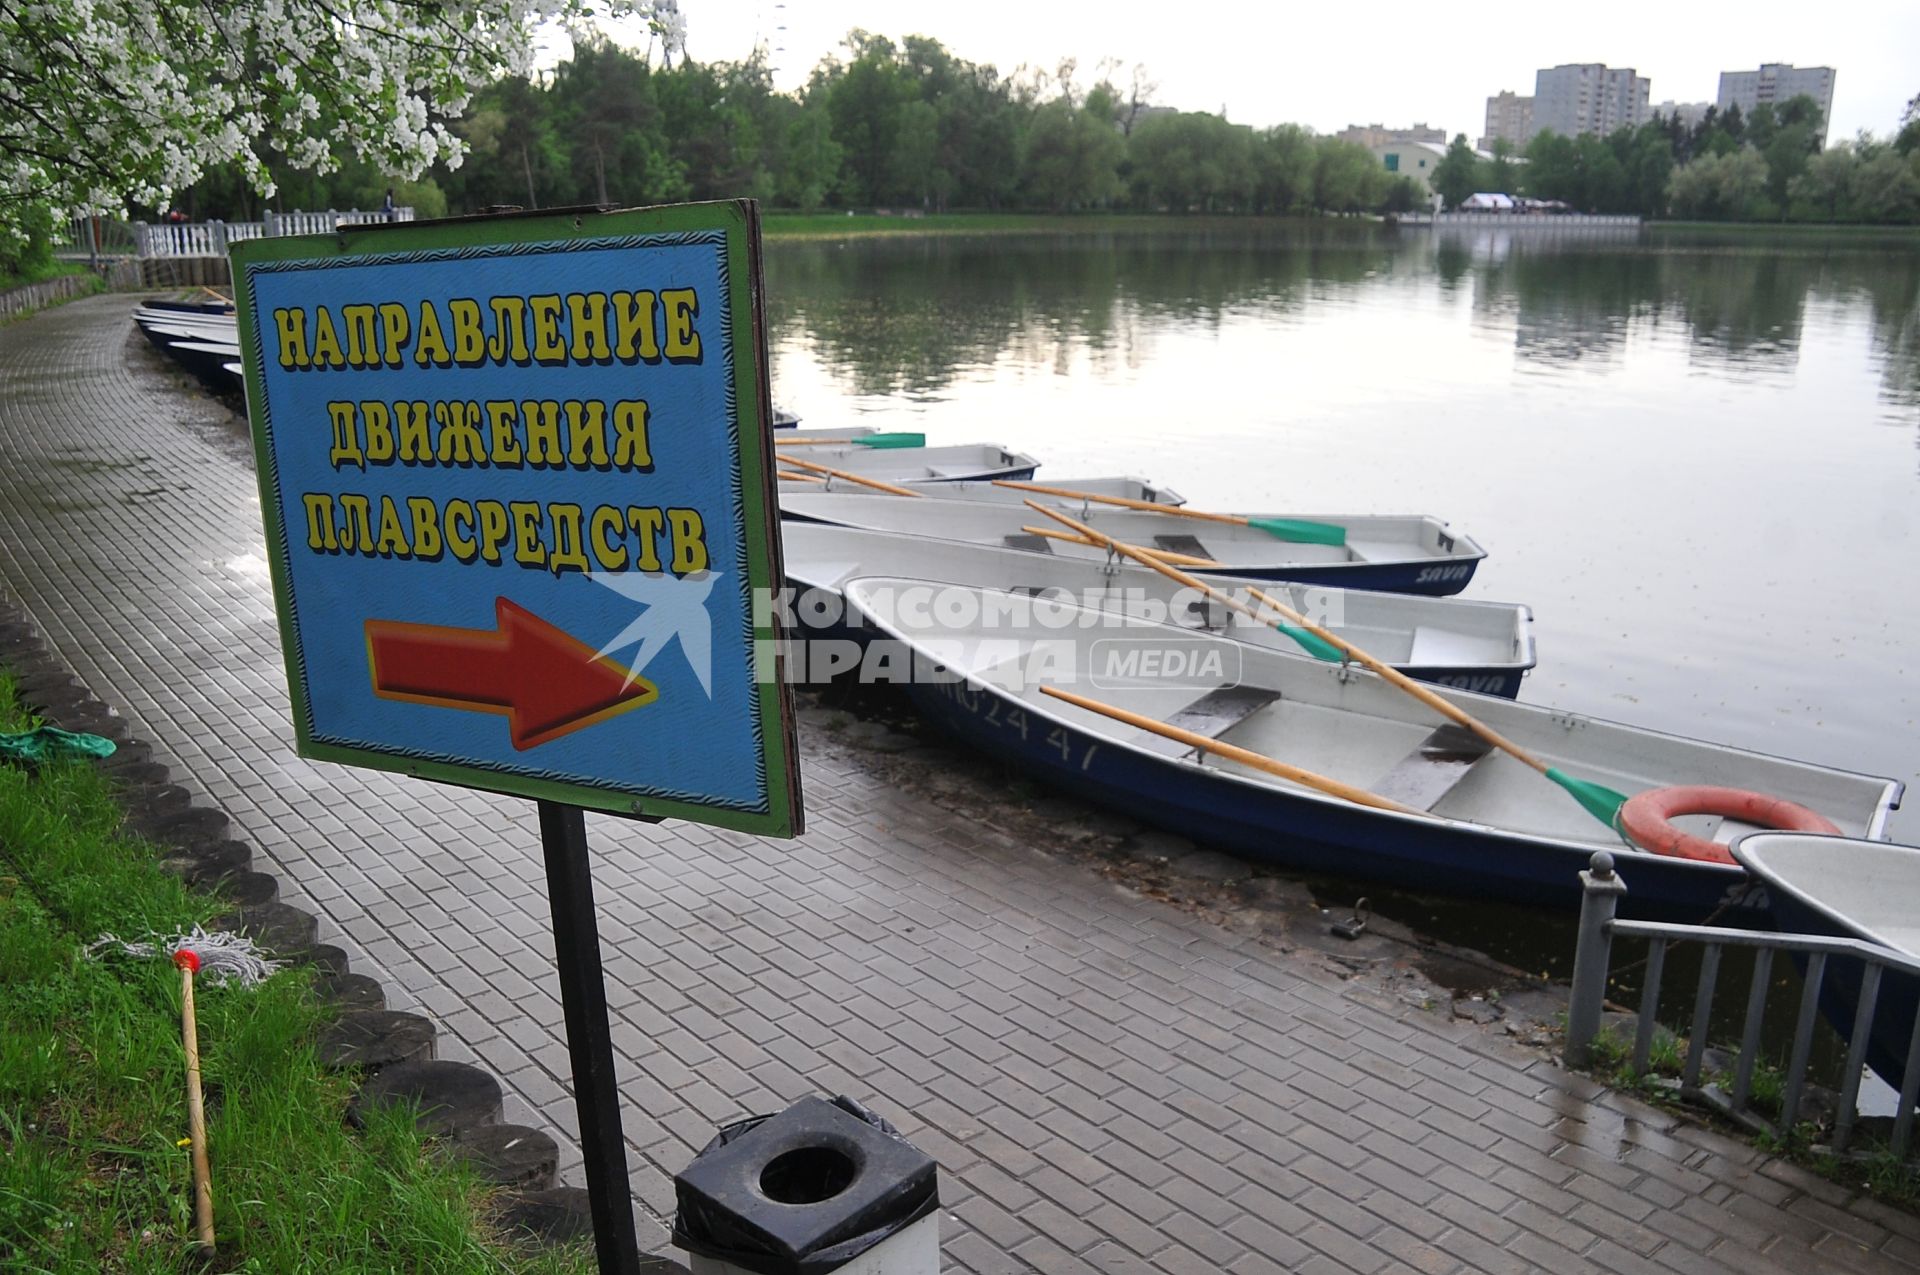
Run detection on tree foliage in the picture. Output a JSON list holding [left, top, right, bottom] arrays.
[[2, 0, 653, 219], [28, 11, 1916, 246], [1429, 136, 1482, 211]]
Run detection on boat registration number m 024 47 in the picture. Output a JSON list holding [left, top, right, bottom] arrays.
[[924, 676, 1103, 772], [1415, 563, 1475, 585]]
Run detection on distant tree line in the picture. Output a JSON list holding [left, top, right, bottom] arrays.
[[173, 34, 1410, 222], [1427, 93, 1920, 223], [162, 41, 1920, 228]]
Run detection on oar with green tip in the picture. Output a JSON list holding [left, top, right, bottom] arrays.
[[1024, 500, 1633, 829], [774, 432, 927, 448], [994, 479, 1346, 545], [1021, 501, 1344, 666]]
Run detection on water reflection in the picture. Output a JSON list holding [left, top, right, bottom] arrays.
[[764, 223, 1920, 415], [764, 227, 1403, 397]]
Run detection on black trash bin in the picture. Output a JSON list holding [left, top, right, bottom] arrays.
[[672, 1095, 941, 1275]]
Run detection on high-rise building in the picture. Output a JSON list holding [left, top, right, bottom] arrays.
[[1531, 64, 1651, 138], [1479, 92, 1534, 151], [1336, 123, 1445, 149], [1653, 101, 1713, 130], [1717, 64, 1836, 144]]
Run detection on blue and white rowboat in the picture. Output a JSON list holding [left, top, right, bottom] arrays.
[[786, 475, 1187, 506], [783, 493, 1487, 595], [775, 444, 1039, 486], [845, 578, 1902, 917], [1733, 833, 1920, 1088], [782, 523, 1536, 696]]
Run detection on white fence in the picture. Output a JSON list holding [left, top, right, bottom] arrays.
[[62, 208, 415, 259], [1393, 212, 1643, 229]]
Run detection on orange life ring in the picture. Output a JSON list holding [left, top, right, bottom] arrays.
[[1618, 785, 1840, 865]]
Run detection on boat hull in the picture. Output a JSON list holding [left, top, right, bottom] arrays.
[[779, 622, 1528, 700], [1735, 833, 1920, 1089], [779, 494, 1486, 597], [903, 669, 1761, 920], [1228, 558, 1479, 596], [155, 335, 241, 390]]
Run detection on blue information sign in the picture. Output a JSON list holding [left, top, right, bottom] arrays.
[[231, 202, 801, 835]]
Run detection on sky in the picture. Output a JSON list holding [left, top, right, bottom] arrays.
[[597, 0, 1918, 143]]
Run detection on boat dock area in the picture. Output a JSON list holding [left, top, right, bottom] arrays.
[[4, 295, 1917, 1273]]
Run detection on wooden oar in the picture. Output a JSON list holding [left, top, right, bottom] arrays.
[[774, 432, 926, 449], [1040, 685, 1425, 816], [995, 479, 1346, 546], [1024, 527, 1340, 662], [1017, 524, 1219, 567], [1025, 500, 1630, 828], [777, 469, 826, 483], [779, 455, 923, 497], [198, 286, 231, 304]]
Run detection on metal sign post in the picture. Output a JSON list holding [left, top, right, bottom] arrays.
[[540, 799, 642, 1273], [231, 201, 803, 1275]]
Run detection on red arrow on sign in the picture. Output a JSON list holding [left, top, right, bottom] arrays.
[[365, 598, 656, 751]]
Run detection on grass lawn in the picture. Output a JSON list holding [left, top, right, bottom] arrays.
[[0, 675, 588, 1273]]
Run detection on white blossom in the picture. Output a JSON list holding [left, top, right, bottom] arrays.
[[1, 0, 654, 241]]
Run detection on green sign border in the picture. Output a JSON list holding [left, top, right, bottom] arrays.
[[230, 201, 803, 837]]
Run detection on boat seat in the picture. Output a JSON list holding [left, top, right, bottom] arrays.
[[1002, 533, 1056, 554], [1406, 625, 1485, 668], [1153, 533, 1211, 559], [1135, 685, 1282, 758], [1175, 593, 1231, 629], [1371, 724, 1495, 811]]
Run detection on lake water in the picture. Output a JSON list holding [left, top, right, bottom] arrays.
[[764, 223, 1920, 874]]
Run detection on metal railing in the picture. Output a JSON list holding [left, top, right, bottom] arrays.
[[58, 209, 415, 259], [1567, 850, 1920, 1158], [1394, 213, 1645, 229]]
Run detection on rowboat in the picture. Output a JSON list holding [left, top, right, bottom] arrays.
[[788, 476, 1187, 507], [775, 444, 1039, 486], [782, 493, 1487, 596], [1733, 833, 1920, 1087], [133, 313, 236, 350], [133, 313, 238, 345], [843, 578, 1902, 916], [137, 298, 233, 317], [773, 424, 875, 441], [161, 339, 244, 389], [782, 523, 1536, 696], [130, 307, 244, 391]]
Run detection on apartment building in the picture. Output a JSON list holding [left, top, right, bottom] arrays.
[[1532, 64, 1651, 138], [1717, 64, 1836, 143]]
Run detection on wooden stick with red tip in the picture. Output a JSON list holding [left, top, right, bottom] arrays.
[[173, 949, 215, 1253]]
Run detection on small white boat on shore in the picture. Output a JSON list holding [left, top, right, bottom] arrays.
[[774, 444, 1040, 486], [780, 492, 1486, 595], [1734, 833, 1920, 1087], [781, 523, 1535, 695], [788, 475, 1187, 507]]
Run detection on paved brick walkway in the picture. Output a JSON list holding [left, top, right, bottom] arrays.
[[5, 294, 1919, 1274]]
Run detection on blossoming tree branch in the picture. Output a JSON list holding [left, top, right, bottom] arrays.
[[0, 0, 666, 229]]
